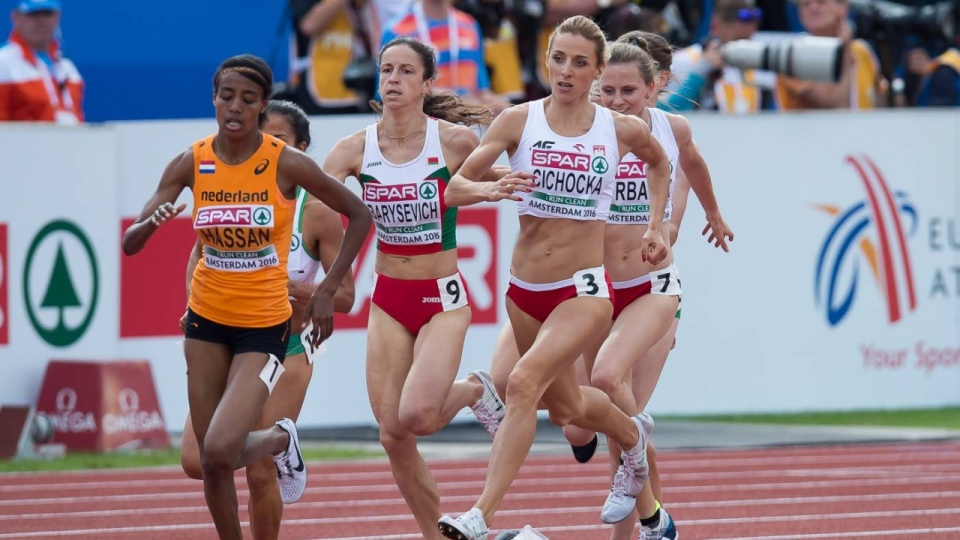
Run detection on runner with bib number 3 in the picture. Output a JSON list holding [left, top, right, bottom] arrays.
[[437, 16, 672, 540]]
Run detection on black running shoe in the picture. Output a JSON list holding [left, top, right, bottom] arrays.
[[570, 434, 599, 463]]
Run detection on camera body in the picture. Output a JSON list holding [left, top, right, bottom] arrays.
[[454, 0, 507, 39], [848, 0, 958, 80], [342, 56, 378, 102], [722, 36, 845, 83], [849, 0, 957, 45]]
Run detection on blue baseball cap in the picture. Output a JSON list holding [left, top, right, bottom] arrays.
[[17, 0, 61, 13]]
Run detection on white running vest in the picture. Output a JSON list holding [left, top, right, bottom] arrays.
[[510, 99, 619, 221], [358, 117, 456, 254], [288, 187, 324, 286], [608, 108, 679, 224]]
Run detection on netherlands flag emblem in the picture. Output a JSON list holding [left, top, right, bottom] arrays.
[[427, 157, 439, 165], [199, 161, 216, 174]]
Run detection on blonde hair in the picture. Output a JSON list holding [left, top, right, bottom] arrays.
[[607, 39, 659, 85], [617, 30, 674, 73], [546, 15, 607, 68]]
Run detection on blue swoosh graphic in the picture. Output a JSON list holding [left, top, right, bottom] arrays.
[[814, 193, 917, 327]]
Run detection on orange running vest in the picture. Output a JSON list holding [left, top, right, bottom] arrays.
[[188, 134, 294, 327]]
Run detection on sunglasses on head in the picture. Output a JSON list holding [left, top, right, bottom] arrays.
[[723, 7, 763, 22]]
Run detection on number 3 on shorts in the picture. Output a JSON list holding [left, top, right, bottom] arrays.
[[573, 268, 610, 298], [438, 274, 468, 311]]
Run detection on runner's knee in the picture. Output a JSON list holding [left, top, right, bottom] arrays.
[[201, 438, 239, 475], [504, 368, 544, 409], [398, 404, 441, 437], [378, 424, 417, 455], [180, 447, 203, 480], [590, 368, 622, 397], [245, 456, 278, 495]]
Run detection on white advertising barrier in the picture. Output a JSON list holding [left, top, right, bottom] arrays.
[[0, 125, 123, 433], [652, 110, 960, 413], [0, 110, 958, 434]]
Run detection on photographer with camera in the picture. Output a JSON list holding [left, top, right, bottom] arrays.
[[285, 0, 373, 114], [906, 45, 960, 106], [776, 0, 885, 109], [669, 0, 775, 113]]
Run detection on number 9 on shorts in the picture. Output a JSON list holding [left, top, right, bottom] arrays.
[[437, 273, 469, 311]]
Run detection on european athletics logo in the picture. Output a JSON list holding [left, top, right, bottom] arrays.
[[814, 154, 918, 327]]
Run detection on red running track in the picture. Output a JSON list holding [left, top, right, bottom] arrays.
[[2, 441, 960, 539]]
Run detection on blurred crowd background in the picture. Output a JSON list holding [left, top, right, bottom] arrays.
[[1, 0, 958, 124]]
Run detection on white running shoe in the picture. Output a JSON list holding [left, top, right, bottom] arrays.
[[469, 370, 505, 437], [622, 413, 653, 482], [272, 417, 307, 504], [639, 509, 679, 540], [600, 413, 654, 524], [439, 508, 489, 540], [600, 466, 642, 523], [495, 525, 550, 539]]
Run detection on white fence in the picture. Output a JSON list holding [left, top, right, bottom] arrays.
[[0, 110, 958, 431]]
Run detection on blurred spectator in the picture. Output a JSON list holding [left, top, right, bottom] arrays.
[[286, 0, 372, 114], [452, 0, 524, 102], [541, 0, 628, 28], [381, 0, 511, 114], [670, 0, 774, 113], [0, 0, 82, 123], [776, 0, 885, 109], [481, 16, 524, 103], [906, 46, 960, 107], [370, 0, 412, 35]]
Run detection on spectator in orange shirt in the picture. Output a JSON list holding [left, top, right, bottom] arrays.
[[381, 0, 511, 115], [0, 0, 83, 123], [776, 0, 885, 110]]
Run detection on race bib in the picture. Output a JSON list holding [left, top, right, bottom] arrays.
[[573, 267, 610, 299], [363, 180, 443, 247], [651, 265, 682, 296], [202, 245, 279, 272], [299, 322, 328, 365], [437, 273, 469, 311]]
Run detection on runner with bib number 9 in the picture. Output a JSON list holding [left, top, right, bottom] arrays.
[[121, 55, 371, 540], [436, 15, 672, 540], [322, 36, 508, 540]]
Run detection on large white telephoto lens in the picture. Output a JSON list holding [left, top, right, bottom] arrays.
[[722, 36, 844, 83]]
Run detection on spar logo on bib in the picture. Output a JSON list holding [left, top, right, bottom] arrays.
[[364, 183, 418, 202], [336, 207, 500, 329], [195, 205, 274, 228], [617, 161, 646, 179], [591, 156, 609, 174], [814, 154, 918, 327], [531, 149, 589, 171]]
